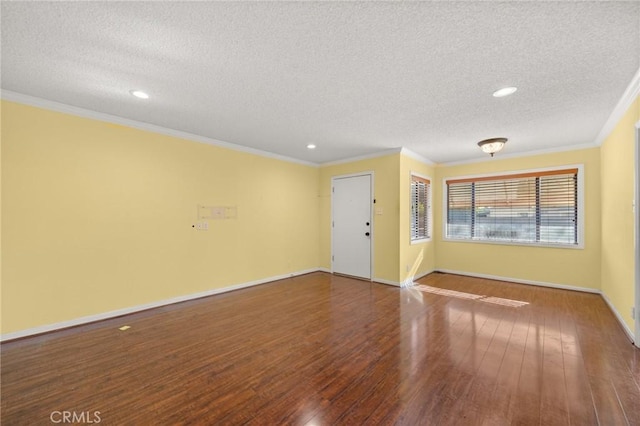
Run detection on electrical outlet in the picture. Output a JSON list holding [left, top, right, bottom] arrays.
[[194, 222, 209, 231]]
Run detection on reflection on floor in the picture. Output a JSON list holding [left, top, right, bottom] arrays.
[[1, 272, 638, 425], [414, 284, 529, 307], [480, 295, 529, 308]]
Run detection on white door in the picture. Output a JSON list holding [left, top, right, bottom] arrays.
[[332, 174, 372, 279]]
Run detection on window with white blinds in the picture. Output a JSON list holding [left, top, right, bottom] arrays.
[[411, 174, 431, 241], [445, 167, 581, 246]]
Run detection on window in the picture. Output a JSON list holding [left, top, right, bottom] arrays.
[[411, 174, 431, 241], [445, 167, 581, 246]]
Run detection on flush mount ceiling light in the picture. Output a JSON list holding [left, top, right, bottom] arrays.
[[492, 87, 517, 98], [129, 90, 149, 99], [306, 144, 316, 149], [477, 137, 507, 157]]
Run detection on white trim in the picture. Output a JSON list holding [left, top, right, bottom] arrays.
[[440, 142, 597, 167], [0, 268, 320, 342], [436, 269, 634, 343], [373, 278, 401, 287], [594, 66, 640, 146], [409, 171, 432, 181], [1, 90, 318, 168], [331, 172, 374, 280], [317, 267, 332, 273], [435, 269, 600, 294], [440, 237, 583, 250], [410, 170, 433, 243], [414, 270, 435, 281], [440, 163, 585, 184], [374, 270, 447, 287], [332, 270, 434, 287], [320, 148, 402, 167], [5, 66, 638, 171], [441, 164, 585, 249], [331, 171, 376, 180], [635, 124, 640, 347], [601, 291, 635, 344], [400, 147, 436, 166]]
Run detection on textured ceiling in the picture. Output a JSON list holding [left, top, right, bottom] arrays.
[[2, 2, 639, 164]]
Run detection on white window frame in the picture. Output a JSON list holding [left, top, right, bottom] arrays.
[[410, 171, 432, 244], [442, 164, 585, 249]]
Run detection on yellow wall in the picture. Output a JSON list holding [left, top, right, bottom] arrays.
[[600, 96, 639, 332], [434, 148, 602, 290], [399, 154, 435, 283], [1, 101, 320, 333], [319, 154, 400, 283], [3, 95, 638, 337], [0, 101, 3, 332]]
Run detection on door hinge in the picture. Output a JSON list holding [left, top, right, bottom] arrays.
[[332, 255, 334, 262], [332, 221, 334, 227], [332, 187, 335, 193]]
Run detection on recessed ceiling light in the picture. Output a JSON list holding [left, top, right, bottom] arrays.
[[306, 144, 316, 149], [130, 90, 149, 99], [492, 87, 517, 98]]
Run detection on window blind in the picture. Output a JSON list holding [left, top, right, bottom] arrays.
[[411, 175, 430, 240], [446, 168, 578, 245]]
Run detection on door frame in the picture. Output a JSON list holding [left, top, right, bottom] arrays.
[[331, 171, 374, 280], [635, 122, 640, 347]]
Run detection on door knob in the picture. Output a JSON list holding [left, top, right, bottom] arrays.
[[366, 222, 370, 226], [365, 232, 370, 236]]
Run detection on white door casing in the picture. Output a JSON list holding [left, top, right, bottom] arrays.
[[332, 173, 373, 280], [635, 123, 640, 347]]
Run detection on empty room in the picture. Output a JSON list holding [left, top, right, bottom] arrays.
[[2, 1, 639, 425]]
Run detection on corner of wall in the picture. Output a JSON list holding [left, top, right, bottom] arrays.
[[599, 94, 639, 335]]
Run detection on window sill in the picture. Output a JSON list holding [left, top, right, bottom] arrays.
[[442, 237, 583, 250]]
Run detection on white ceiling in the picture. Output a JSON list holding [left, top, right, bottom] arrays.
[[2, 2, 639, 165]]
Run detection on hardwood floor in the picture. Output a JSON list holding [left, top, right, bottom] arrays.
[[2, 272, 639, 425]]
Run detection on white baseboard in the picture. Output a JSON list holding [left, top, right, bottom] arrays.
[[6, 267, 632, 345], [0, 268, 321, 342], [600, 291, 635, 343], [435, 269, 601, 294], [373, 278, 401, 287], [373, 270, 435, 288], [414, 270, 435, 281], [436, 268, 634, 344]]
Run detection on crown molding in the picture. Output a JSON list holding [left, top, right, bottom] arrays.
[[1, 90, 319, 168], [438, 141, 599, 167], [319, 147, 403, 167], [5, 66, 638, 171], [593, 66, 640, 146], [400, 147, 436, 166]]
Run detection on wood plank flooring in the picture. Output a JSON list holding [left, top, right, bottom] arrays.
[[2, 272, 639, 425]]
